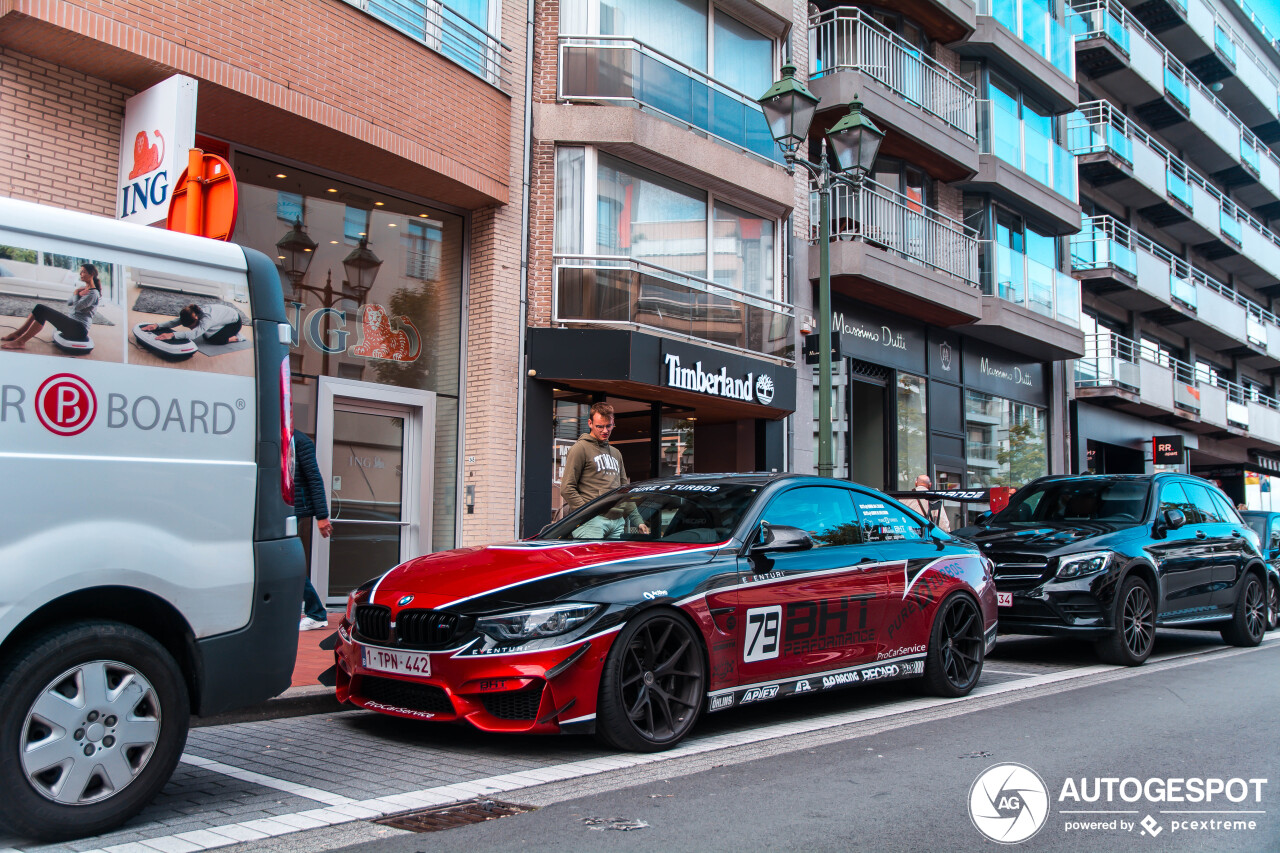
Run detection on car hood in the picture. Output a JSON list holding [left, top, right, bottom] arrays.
[[366, 539, 727, 613], [962, 521, 1136, 556]]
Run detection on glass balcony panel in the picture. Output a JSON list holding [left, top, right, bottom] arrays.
[[1055, 268, 1080, 324], [1164, 66, 1190, 110], [994, 244, 1025, 304], [1221, 210, 1243, 245], [1170, 273, 1197, 309], [1023, 121, 1052, 186], [1215, 25, 1237, 65], [1241, 139, 1261, 175], [1167, 170, 1192, 209], [1105, 10, 1128, 51], [1021, 0, 1048, 57], [1026, 256, 1055, 317], [560, 39, 782, 162], [362, 0, 503, 84], [1052, 140, 1077, 200]]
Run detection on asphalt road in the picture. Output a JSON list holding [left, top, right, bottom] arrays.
[[319, 639, 1280, 853], [3, 632, 1276, 853]]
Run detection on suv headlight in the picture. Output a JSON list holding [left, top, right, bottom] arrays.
[[476, 604, 600, 642], [1055, 551, 1111, 579]]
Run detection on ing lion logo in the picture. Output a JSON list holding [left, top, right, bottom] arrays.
[[349, 304, 421, 363], [128, 130, 165, 180]]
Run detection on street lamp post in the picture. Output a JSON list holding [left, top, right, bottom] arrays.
[[759, 63, 883, 478]]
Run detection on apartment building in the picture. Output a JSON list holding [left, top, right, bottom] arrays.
[[0, 0, 528, 605], [1067, 0, 1280, 506]]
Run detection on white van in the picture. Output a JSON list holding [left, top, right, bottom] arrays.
[[0, 197, 303, 841]]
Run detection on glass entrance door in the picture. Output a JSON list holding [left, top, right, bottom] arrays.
[[314, 378, 435, 604]]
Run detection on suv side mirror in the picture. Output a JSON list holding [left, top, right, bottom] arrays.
[[750, 522, 813, 555], [1162, 508, 1186, 530]]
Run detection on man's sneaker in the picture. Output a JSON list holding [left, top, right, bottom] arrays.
[[299, 616, 329, 631]]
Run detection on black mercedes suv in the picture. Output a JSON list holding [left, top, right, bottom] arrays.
[[957, 474, 1268, 665]]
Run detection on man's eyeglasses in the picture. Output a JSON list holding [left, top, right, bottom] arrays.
[[590, 421, 615, 431]]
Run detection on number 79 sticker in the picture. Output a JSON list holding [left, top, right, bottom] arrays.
[[743, 605, 781, 662]]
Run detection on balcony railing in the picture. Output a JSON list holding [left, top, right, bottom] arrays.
[[978, 0, 1075, 79], [1071, 214, 1280, 339], [1076, 333, 1258, 431], [810, 178, 979, 286], [808, 7, 976, 138], [558, 36, 782, 164], [1068, 0, 1280, 204], [553, 254, 794, 360], [979, 99, 1078, 201], [349, 0, 506, 86], [981, 242, 1080, 325]]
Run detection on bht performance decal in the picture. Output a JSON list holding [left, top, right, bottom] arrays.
[[705, 655, 927, 712], [743, 596, 875, 662]]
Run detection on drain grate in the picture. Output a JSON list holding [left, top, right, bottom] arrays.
[[375, 798, 535, 833]]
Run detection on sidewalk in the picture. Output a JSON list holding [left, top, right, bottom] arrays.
[[192, 613, 346, 727]]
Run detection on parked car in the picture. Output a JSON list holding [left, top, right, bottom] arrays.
[[957, 474, 1268, 666], [1237, 511, 1280, 631], [330, 473, 998, 751]]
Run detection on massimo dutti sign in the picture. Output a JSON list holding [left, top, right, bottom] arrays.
[[963, 345, 1047, 407], [830, 298, 926, 373]]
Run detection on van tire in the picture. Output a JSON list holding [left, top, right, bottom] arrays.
[[0, 622, 189, 841]]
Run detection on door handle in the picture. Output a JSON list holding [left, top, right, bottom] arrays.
[[1195, 530, 1207, 539], [1229, 530, 1242, 538], [859, 557, 874, 564]]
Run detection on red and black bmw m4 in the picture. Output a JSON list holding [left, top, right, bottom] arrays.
[[333, 473, 998, 751]]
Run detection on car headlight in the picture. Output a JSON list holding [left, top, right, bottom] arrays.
[[1055, 551, 1111, 579], [476, 604, 600, 642]]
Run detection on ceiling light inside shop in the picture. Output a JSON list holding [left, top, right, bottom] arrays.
[[275, 173, 287, 179], [375, 201, 385, 206], [326, 188, 337, 193]]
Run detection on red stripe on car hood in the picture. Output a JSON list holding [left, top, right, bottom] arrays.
[[371, 540, 724, 608]]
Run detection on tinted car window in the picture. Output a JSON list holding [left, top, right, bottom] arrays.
[[1206, 489, 1240, 524], [852, 495, 926, 542], [998, 479, 1150, 523], [1184, 483, 1224, 523], [542, 483, 760, 542], [1159, 482, 1199, 524], [1244, 515, 1267, 539], [761, 486, 861, 547]]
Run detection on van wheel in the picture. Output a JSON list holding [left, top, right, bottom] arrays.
[[1095, 577, 1154, 666], [1221, 575, 1266, 647], [0, 622, 189, 841]]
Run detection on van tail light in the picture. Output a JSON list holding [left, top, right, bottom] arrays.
[[280, 355, 294, 506]]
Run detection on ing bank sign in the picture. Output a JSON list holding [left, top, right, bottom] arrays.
[[116, 76, 197, 226], [286, 302, 422, 363]]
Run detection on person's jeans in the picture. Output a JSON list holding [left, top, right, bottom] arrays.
[[302, 577, 328, 622]]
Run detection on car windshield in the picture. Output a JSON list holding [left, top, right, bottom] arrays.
[[993, 479, 1152, 524], [540, 483, 762, 543]]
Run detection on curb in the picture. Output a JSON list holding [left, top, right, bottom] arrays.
[[192, 686, 354, 728]]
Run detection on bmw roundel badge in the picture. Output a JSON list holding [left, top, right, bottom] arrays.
[[398, 594, 414, 606]]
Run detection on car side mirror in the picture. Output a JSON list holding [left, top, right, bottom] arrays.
[[750, 522, 813, 555], [1162, 508, 1186, 530]]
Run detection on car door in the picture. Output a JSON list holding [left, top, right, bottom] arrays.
[[850, 491, 945, 649], [1202, 486, 1250, 606], [1145, 481, 1217, 616], [733, 485, 890, 691]]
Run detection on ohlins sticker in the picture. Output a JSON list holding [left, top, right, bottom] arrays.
[[706, 655, 927, 711]]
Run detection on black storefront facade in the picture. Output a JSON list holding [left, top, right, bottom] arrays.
[[824, 296, 1052, 510], [523, 328, 797, 535]]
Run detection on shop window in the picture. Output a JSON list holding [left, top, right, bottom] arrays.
[[964, 390, 1047, 489], [896, 373, 927, 492]]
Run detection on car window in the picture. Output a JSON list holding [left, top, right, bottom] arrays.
[[1271, 522, 1280, 553], [1183, 483, 1225, 523], [760, 486, 862, 547], [851, 495, 926, 542], [997, 479, 1150, 523], [1158, 482, 1199, 524], [1244, 515, 1266, 539], [1206, 489, 1240, 524]]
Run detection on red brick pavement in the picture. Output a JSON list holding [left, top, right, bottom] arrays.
[[293, 614, 340, 688]]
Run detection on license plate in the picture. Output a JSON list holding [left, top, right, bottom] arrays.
[[362, 646, 432, 677], [997, 592, 1012, 608]]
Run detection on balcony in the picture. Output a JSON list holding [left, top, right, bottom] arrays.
[[1071, 215, 1280, 369], [969, 242, 1084, 359], [553, 255, 794, 361], [1074, 333, 1278, 445], [1068, 0, 1280, 214], [966, 99, 1080, 233], [1069, 100, 1280, 291], [348, 0, 505, 87], [958, 0, 1077, 113], [808, 8, 978, 178], [810, 178, 983, 326]]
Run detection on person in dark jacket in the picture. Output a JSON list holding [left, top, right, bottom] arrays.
[[294, 432, 333, 630]]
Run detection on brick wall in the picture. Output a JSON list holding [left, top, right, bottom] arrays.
[[0, 48, 130, 216]]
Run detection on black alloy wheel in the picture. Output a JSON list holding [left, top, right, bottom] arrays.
[[1221, 575, 1266, 647], [921, 594, 984, 697], [1267, 580, 1279, 633], [1096, 576, 1155, 666], [596, 610, 706, 752]]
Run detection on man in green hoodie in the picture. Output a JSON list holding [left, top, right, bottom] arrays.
[[560, 402, 649, 534]]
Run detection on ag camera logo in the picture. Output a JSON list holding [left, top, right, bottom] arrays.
[[969, 763, 1050, 844]]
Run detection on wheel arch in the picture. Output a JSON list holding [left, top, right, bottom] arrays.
[[0, 587, 199, 708], [1120, 560, 1159, 613]]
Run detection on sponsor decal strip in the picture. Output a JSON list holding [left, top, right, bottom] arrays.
[[706, 654, 929, 712], [735, 559, 908, 591], [449, 625, 623, 659]]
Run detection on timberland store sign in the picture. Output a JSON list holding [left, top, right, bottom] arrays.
[[659, 340, 792, 410]]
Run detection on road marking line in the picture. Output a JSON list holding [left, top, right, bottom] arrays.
[[177, 755, 354, 806]]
